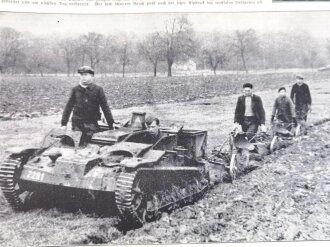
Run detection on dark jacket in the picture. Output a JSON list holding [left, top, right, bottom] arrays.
[[290, 83, 311, 106], [61, 83, 114, 127], [234, 94, 266, 125], [272, 95, 296, 123]]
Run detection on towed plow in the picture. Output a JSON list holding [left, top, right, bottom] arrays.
[[208, 117, 330, 182]]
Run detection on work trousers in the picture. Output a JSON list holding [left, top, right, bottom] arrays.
[[295, 104, 308, 121], [242, 116, 259, 141], [72, 119, 100, 144]]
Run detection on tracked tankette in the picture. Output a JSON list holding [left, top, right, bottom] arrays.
[[0, 112, 209, 225]]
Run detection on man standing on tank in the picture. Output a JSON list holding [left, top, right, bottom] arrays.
[[234, 83, 266, 140], [61, 66, 115, 141], [290, 75, 312, 121]]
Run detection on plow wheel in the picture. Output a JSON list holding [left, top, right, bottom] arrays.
[[229, 153, 238, 180], [0, 159, 24, 211], [270, 136, 278, 153], [229, 150, 250, 181], [295, 124, 301, 136]]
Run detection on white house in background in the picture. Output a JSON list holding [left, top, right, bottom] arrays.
[[172, 59, 197, 72]]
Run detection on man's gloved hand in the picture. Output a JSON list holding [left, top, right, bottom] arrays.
[[233, 122, 242, 133], [292, 117, 298, 127], [60, 125, 67, 131], [271, 115, 275, 124], [260, 124, 267, 133]]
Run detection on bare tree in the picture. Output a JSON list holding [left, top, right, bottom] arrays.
[[163, 16, 196, 77], [24, 38, 50, 76], [0, 27, 25, 73], [232, 29, 259, 73], [58, 38, 81, 76], [0, 25, 328, 75], [116, 37, 131, 78], [81, 32, 105, 69], [201, 32, 232, 75], [295, 32, 321, 69], [139, 32, 164, 77], [101, 34, 118, 74], [259, 32, 298, 70], [306, 50, 318, 70]]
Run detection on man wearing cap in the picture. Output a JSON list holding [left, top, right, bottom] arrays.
[[290, 75, 312, 121], [234, 83, 266, 140], [61, 66, 115, 141], [271, 87, 297, 127]]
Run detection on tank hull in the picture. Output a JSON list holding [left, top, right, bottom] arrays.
[[0, 112, 210, 225]]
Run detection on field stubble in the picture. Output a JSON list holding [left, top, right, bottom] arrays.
[[1, 71, 329, 119]]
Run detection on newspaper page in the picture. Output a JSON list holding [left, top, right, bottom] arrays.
[[1, 0, 330, 247], [1, 0, 330, 12]]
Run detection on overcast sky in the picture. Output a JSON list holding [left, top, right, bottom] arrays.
[[1, 11, 330, 39]]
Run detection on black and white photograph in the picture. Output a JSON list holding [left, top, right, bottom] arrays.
[[0, 11, 330, 246]]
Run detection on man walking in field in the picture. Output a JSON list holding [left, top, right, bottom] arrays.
[[290, 75, 312, 121], [271, 87, 297, 127], [234, 83, 266, 140], [61, 66, 115, 141]]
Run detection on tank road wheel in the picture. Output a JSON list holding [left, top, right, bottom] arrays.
[[146, 194, 161, 221], [131, 178, 150, 223], [0, 159, 24, 211], [115, 172, 157, 226]]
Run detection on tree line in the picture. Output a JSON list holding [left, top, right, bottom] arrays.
[[0, 16, 329, 77]]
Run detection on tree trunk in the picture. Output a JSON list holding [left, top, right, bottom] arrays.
[[81, 54, 85, 66], [90, 58, 95, 69], [167, 61, 173, 77], [241, 50, 248, 74], [212, 64, 217, 75], [66, 62, 71, 77], [122, 63, 126, 78], [153, 63, 157, 77], [38, 64, 44, 77]]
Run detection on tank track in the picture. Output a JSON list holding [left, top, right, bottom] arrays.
[[0, 159, 24, 211], [115, 169, 209, 226], [115, 172, 141, 225]]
